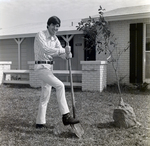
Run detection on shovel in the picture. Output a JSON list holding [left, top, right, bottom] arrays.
[[67, 58, 84, 138]]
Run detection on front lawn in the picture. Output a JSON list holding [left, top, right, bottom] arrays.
[[0, 85, 150, 146]]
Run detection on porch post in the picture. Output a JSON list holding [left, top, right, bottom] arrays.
[[14, 38, 24, 69], [60, 35, 74, 81]]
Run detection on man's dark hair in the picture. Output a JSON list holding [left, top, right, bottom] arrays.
[[47, 16, 61, 28]]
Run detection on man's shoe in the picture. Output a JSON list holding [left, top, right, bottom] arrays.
[[62, 113, 80, 126], [36, 124, 47, 129]]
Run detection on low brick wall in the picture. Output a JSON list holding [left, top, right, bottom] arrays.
[[28, 61, 41, 88], [80, 61, 107, 92], [0, 61, 107, 92], [0, 62, 12, 85]]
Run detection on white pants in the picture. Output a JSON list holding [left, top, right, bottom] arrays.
[[36, 66, 70, 124]]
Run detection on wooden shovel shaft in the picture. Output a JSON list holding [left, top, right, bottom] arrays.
[[68, 58, 84, 139], [68, 59, 76, 118]]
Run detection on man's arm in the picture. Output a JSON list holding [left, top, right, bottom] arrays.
[[35, 31, 65, 57], [55, 38, 72, 59]]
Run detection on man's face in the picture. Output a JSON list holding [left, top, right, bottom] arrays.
[[48, 23, 60, 36]]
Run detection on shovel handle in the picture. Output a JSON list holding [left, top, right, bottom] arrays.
[[68, 59, 76, 118]]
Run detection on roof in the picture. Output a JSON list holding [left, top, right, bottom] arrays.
[[0, 19, 82, 39], [1, 5, 150, 39], [84, 5, 150, 21]]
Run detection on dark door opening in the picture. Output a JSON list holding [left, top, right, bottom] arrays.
[[84, 49, 96, 61], [130, 23, 143, 83]]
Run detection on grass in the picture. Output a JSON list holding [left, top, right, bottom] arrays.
[[0, 84, 150, 146]]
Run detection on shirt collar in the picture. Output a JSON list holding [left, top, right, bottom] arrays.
[[46, 29, 51, 38], [46, 29, 56, 40]]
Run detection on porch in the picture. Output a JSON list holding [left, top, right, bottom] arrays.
[[2, 69, 82, 87], [0, 61, 107, 92]]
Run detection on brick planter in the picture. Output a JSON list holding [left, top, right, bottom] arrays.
[[80, 61, 107, 92], [0, 62, 12, 84], [28, 61, 41, 88]]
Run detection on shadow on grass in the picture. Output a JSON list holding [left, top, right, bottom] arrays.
[[0, 116, 55, 135], [58, 131, 77, 138], [96, 121, 116, 129], [104, 83, 150, 95], [0, 116, 79, 139], [2, 84, 32, 89], [3, 84, 82, 92]]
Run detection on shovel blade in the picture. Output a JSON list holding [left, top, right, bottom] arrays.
[[70, 123, 84, 138]]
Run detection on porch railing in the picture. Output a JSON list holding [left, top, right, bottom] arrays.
[[3, 69, 82, 87], [0, 61, 107, 92]]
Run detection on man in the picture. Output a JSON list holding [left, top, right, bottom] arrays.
[[34, 16, 79, 128]]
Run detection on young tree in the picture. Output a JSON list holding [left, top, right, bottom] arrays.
[[77, 6, 139, 128], [77, 6, 128, 103]]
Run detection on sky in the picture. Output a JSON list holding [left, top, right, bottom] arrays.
[[0, 0, 150, 29]]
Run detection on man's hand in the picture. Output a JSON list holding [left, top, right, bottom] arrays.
[[65, 45, 72, 59], [66, 52, 72, 59], [65, 45, 71, 54]]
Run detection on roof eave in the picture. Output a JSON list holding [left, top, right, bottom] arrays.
[[105, 12, 150, 21], [0, 29, 83, 40], [0, 33, 36, 40], [82, 12, 150, 22], [57, 30, 83, 36]]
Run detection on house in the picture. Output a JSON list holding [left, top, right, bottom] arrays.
[[0, 19, 85, 82], [85, 5, 150, 85], [0, 5, 150, 87]]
